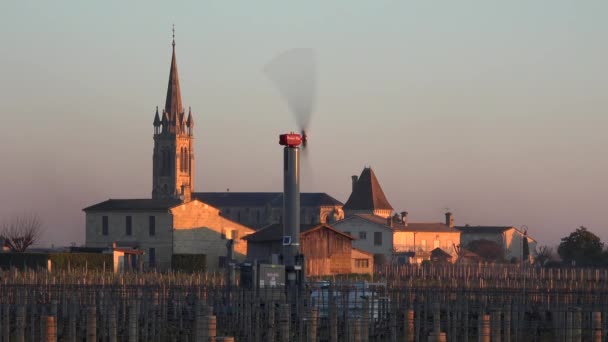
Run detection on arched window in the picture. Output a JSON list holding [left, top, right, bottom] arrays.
[[180, 147, 184, 172], [185, 148, 189, 172]]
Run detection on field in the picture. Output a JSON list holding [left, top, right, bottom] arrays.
[[0, 265, 606, 341]]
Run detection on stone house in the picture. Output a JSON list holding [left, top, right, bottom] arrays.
[[331, 214, 395, 257], [83, 198, 254, 271], [456, 225, 537, 263], [333, 213, 461, 264]]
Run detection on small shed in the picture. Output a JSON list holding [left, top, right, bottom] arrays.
[[351, 248, 374, 275], [243, 223, 356, 276], [430, 247, 453, 263]]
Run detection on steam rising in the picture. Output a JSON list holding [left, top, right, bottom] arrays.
[[264, 48, 316, 130]]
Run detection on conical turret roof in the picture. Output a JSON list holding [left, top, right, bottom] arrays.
[[153, 106, 161, 126], [343, 167, 393, 211]]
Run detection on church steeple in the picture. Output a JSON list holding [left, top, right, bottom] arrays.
[[165, 25, 183, 121], [152, 27, 195, 201]]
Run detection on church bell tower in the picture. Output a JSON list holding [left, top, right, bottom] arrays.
[[152, 28, 194, 201]]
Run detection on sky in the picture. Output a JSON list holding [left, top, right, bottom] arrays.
[[1, 1, 607, 248]]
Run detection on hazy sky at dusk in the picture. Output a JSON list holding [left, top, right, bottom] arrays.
[[1, 1, 607, 247]]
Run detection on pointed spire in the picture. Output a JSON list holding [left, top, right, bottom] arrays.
[[153, 106, 161, 127], [165, 25, 183, 119], [186, 106, 194, 127]]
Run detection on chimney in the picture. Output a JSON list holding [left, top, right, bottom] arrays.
[[445, 212, 454, 228], [400, 211, 408, 226], [351, 175, 358, 192]]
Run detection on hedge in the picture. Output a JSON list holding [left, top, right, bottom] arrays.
[[49, 253, 112, 271], [0, 253, 48, 270], [172, 254, 206, 273], [0, 252, 112, 271]]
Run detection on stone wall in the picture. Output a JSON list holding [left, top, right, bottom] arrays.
[[85, 211, 173, 270], [171, 200, 255, 271]]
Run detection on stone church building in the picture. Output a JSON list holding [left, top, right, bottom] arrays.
[[84, 35, 254, 271]]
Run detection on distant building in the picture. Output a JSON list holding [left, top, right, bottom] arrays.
[[242, 223, 373, 276], [83, 34, 255, 271], [456, 225, 537, 263], [333, 167, 460, 264]]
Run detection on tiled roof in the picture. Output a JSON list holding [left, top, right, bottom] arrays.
[[193, 192, 343, 208], [455, 226, 513, 234], [343, 167, 393, 211], [352, 214, 457, 232], [242, 223, 352, 242], [82, 199, 181, 212]]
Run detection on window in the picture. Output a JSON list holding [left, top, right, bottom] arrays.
[[149, 216, 156, 236], [149, 248, 156, 267], [421, 240, 427, 251], [126, 216, 132, 236], [102, 216, 108, 236], [355, 259, 369, 268], [359, 232, 367, 240], [374, 232, 382, 246], [434, 239, 440, 249]]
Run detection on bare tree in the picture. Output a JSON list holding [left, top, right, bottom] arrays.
[[0, 214, 42, 252], [535, 245, 554, 266]]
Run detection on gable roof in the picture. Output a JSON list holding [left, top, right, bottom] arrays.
[[242, 223, 353, 243], [193, 192, 343, 208], [339, 214, 457, 233], [83, 199, 182, 212], [343, 167, 393, 211], [431, 247, 452, 258]]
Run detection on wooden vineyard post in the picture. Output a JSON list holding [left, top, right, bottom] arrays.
[[592, 311, 602, 342], [479, 314, 490, 342], [503, 304, 511, 342], [491, 308, 501, 342], [267, 303, 275, 342], [307, 307, 318, 342], [361, 298, 370, 342], [44, 315, 56, 342], [204, 314, 217, 342], [405, 308, 415, 342], [108, 304, 117, 342], [16, 305, 26, 342], [428, 302, 446, 342], [279, 303, 290, 342], [573, 307, 582, 342], [2, 304, 10, 342], [86, 306, 97, 342], [128, 302, 138, 342]]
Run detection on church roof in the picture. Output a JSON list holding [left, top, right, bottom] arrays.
[[343, 167, 393, 211], [165, 37, 183, 118], [192, 192, 343, 208], [83, 199, 182, 212]]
